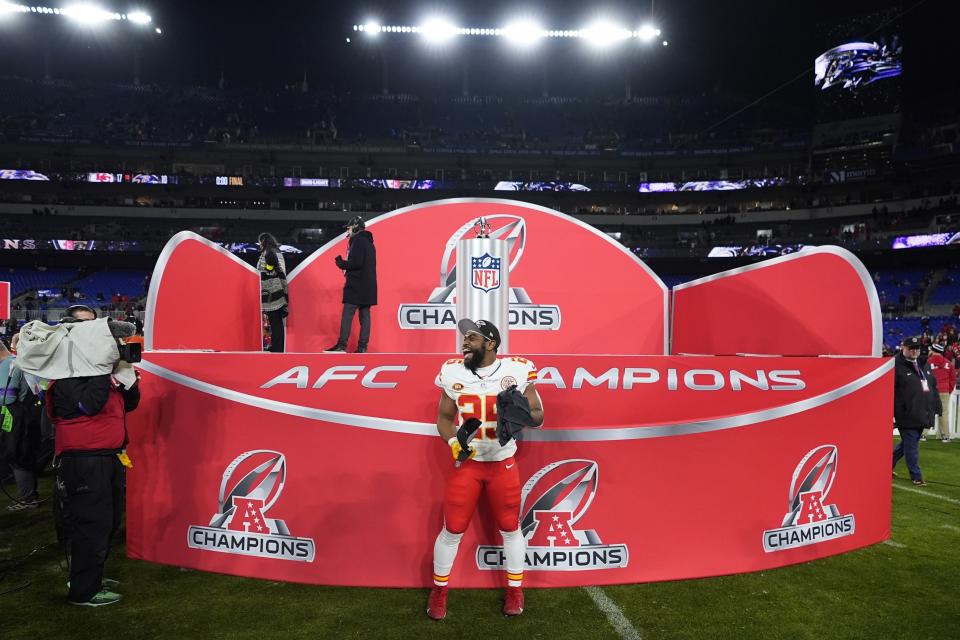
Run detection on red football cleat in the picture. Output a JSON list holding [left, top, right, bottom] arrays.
[[427, 586, 448, 620], [503, 586, 524, 616]]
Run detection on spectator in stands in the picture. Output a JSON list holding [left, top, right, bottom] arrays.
[[928, 342, 955, 443], [326, 216, 377, 353], [257, 233, 288, 353], [893, 337, 941, 486]]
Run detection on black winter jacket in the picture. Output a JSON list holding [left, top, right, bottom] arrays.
[[336, 230, 377, 306], [50, 375, 141, 421], [894, 353, 941, 430]]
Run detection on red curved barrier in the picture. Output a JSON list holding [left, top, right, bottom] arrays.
[[286, 199, 669, 355], [132, 205, 892, 588], [671, 247, 882, 356], [126, 352, 892, 587], [145, 232, 262, 352]]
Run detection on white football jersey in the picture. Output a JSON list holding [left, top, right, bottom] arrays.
[[435, 356, 538, 462]]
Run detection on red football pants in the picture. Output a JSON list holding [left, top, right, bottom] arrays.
[[443, 457, 521, 534]]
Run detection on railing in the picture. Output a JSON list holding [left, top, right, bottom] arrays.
[[6, 309, 145, 323]]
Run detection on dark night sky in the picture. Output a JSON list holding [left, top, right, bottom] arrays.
[[0, 1, 954, 110]]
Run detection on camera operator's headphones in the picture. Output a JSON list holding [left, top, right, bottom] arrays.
[[63, 305, 98, 320]]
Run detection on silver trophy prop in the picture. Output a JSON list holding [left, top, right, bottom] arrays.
[[456, 218, 510, 354]]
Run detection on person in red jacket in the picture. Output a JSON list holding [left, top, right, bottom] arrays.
[[928, 342, 955, 442], [50, 305, 141, 607]]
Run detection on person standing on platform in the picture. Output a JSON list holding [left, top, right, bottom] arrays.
[[427, 319, 543, 620], [927, 342, 955, 443], [257, 233, 288, 353], [326, 216, 377, 353], [893, 336, 941, 486]]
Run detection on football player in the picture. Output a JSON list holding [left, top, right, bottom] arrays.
[[427, 318, 543, 620]]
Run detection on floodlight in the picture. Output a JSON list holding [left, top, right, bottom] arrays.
[[0, 1, 28, 15], [127, 10, 150, 24], [62, 3, 114, 24], [362, 21, 381, 36], [502, 20, 544, 45], [155, 26, 161, 34], [581, 21, 631, 47], [637, 24, 658, 42], [420, 18, 457, 43]]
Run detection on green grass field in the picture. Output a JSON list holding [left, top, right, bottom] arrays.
[[2, 439, 958, 640]]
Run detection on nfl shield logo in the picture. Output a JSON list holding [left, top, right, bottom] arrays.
[[471, 253, 501, 292]]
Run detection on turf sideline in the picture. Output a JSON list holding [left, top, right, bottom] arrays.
[[891, 484, 960, 505], [583, 586, 643, 640]]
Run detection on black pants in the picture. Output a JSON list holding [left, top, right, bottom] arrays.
[[266, 309, 285, 353], [336, 303, 371, 349], [56, 454, 124, 603]]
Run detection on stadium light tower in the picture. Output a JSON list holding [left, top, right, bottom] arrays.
[[127, 9, 151, 25], [580, 20, 632, 47], [0, 4, 157, 27], [502, 20, 545, 47], [420, 18, 458, 43], [637, 24, 660, 42], [62, 3, 119, 24], [360, 20, 381, 37]]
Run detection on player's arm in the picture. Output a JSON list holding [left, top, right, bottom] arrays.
[[437, 390, 459, 441], [524, 383, 544, 427]]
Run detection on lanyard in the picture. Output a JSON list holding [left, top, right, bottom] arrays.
[[912, 361, 926, 381]]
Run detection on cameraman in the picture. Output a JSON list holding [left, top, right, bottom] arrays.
[[50, 305, 140, 607]]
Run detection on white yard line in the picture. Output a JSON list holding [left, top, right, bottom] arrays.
[[583, 586, 643, 640], [883, 540, 906, 548], [892, 483, 960, 505], [941, 524, 960, 533]]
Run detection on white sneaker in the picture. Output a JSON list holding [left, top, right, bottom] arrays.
[[5, 500, 38, 512]]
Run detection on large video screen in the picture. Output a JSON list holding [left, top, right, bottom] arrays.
[[494, 181, 590, 192], [892, 233, 960, 250], [638, 178, 788, 193], [816, 8, 903, 121]]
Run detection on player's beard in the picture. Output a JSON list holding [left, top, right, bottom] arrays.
[[463, 345, 484, 373]]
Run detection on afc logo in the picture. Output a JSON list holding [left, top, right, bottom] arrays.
[[762, 445, 856, 552], [228, 498, 268, 533], [528, 511, 580, 547], [186, 450, 316, 562], [476, 459, 628, 571]]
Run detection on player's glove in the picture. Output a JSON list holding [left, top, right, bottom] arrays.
[[450, 417, 483, 463], [449, 437, 476, 462]]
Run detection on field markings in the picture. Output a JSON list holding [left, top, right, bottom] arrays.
[[883, 540, 906, 548], [583, 586, 643, 640], [941, 524, 960, 533], [892, 484, 960, 505]]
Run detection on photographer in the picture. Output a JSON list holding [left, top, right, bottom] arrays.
[[24, 306, 142, 607]]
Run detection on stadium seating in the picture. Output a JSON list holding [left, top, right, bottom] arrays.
[[0, 77, 807, 152], [0, 267, 79, 297], [69, 270, 149, 301], [928, 269, 960, 305]]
